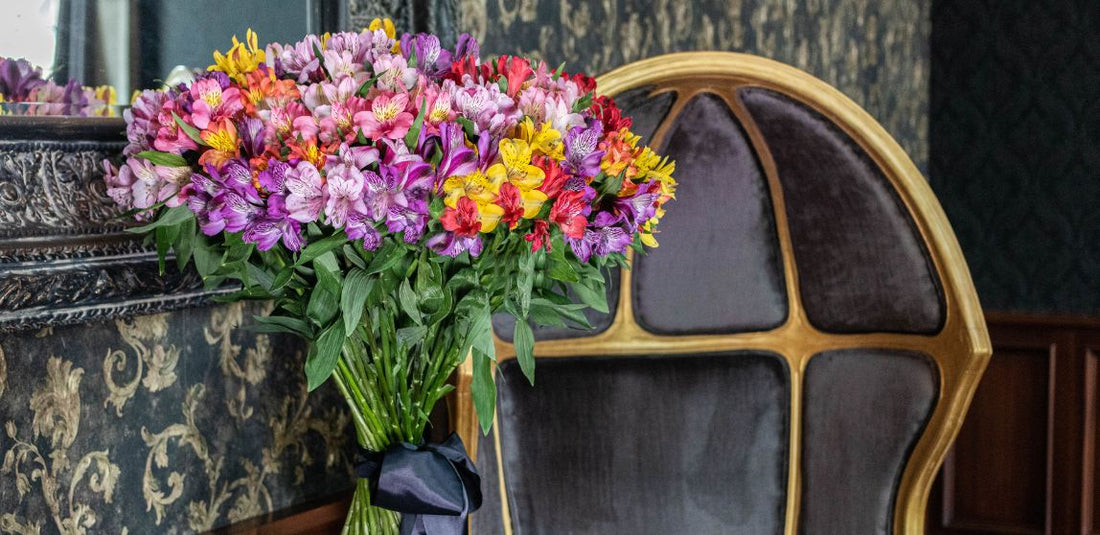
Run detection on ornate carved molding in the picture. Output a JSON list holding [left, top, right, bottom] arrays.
[[0, 117, 227, 334]]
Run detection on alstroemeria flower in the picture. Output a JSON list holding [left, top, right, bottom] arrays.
[[198, 117, 241, 168], [372, 53, 419, 92], [485, 139, 548, 218], [563, 122, 605, 179], [435, 122, 478, 182], [354, 92, 414, 141], [494, 56, 533, 97], [442, 170, 497, 208], [189, 77, 244, 129], [324, 159, 369, 229], [549, 189, 590, 239], [525, 219, 550, 252], [400, 33, 453, 79], [284, 161, 325, 223]]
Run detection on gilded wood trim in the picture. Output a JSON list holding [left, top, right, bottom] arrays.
[[457, 52, 990, 534]]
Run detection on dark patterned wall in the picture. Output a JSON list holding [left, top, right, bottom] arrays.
[[929, 0, 1100, 314], [355, 0, 930, 171], [0, 303, 354, 534]]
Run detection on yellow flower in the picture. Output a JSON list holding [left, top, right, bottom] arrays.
[[646, 156, 677, 199], [368, 18, 400, 53], [486, 139, 545, 191], [442, 171, 499, 208], [517, 118, 564, 160], [209, 29, 266, 84], [478, 203, 505, 233]]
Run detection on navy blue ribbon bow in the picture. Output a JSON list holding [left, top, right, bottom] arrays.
[[355, 433, 482, 535]]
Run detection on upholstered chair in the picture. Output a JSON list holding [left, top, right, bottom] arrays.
[[453, 52, 990, 535]]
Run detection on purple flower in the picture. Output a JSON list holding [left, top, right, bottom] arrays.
[[243, 195, 303, 251], [450, 82, 521, 136], [427, 231, 482, 258], [400, 33, 453, 79], [435, 122, 477, 183], [454, 34, 479, 61], [285, 161, 325, 223], [188, 172, 229, 235], [124, 90, 170, 155], [567, 212, 633, 262], [239, 117, 267, 158], [266, 36, 324, 83], [364, 158, 433, 243], [0, 58, 45, 99], [344, 212, 381, 249], [613, 180, 661, 232], [258, 159, 291, 195], [324, 162, 368, 229], [563, 122, 605, 178]]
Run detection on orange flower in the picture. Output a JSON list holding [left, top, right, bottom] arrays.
[[198, 118, 240, 168]]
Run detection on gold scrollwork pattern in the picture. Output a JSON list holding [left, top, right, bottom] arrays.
[[103, 314, 180, 416], [1, 303, 354, 533], [2, 356, 121, 535]]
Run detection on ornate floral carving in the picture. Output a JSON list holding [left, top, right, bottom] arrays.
[[2, 356, 121, 535]]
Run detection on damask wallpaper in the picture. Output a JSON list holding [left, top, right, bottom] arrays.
[[0, 303, 354, 534], [929, 0, 1100, 314], [352, 0, 930, 170]]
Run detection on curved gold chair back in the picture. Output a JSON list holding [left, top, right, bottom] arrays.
[[454, 51, 990, 535]]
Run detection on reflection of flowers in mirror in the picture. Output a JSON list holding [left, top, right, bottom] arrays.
[[0, 57, 117, 117]]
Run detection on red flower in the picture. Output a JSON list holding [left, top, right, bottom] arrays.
[[549, 190, 588, 239], [525, 220, 550, 252], [441, 197, 482, 238], [564, 71, 597, 95], [496, 182, 524, 229], [534, 156, 566, 199], [448, 56, 489, 83], [591, 95, 633, 133], [495, 56, 534, 97]]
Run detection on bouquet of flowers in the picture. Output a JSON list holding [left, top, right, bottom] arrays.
[[103, 19, 674, 534], [0, 57, 115, 116]]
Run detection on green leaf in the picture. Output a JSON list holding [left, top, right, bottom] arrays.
[[516, 251, 535, 317], [306, 321, 346, 391], [252, 315, 312, 338], [192, 235, 221, 278], [307, 285, 339, 326], [294, 232, 347, 267], [572, 91, 593, 113], [366, 242, 406, 275], [171, 112, 206, 147], [313, 42, 333, 80], [396, 325, 428, 347], [174, 217, 196, 270], [155, 225, 172, 275], [464, 296, 495, 359], [341, 268, 375, 335], [513, 318, 535, 384], [551, 60, 566, 80], [571, 279, 609, 314], [314, 251, 343, 295], [456, 116, 477, 139], [135, 150, 188, 167], [344, 244, 367, 269], [125, 205, 194, 234], [404, 96, 428, 151], [355, 72, 382, 97], [471, 349, 496, 435], [398, 279, 422, 325]]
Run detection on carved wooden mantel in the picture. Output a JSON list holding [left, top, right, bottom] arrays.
[[0, 117, 229, 333]]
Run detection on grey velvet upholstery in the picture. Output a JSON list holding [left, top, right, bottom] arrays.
[[474, 355, 790, 535], [740, 88, 945, 334], [799, 349, 939, 535], [474, 79, 948, 534], [633, 93, 787, 334]]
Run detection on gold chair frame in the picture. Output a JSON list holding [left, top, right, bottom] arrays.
[[451, 51, 991, 535]]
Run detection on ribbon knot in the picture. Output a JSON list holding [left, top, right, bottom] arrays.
[[356, 433, 482, 535]]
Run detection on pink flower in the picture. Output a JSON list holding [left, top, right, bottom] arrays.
[[189, 78, 243, 129], [371, 53, 418, 92], [324, 163, 368, 229], [354, 92, 414, 141], [284, 161, 325, 223], [322, 49, 367, 84]]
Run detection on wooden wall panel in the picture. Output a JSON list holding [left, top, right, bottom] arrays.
[[930, 313, 1100, 535]]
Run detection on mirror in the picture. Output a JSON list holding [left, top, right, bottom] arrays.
[[0, 0, 345, 117]]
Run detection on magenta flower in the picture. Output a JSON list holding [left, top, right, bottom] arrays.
[[243, 195, 304, 251], [435, 122, 477, 182], [285, 161, 326, 223], [188, 77, 243, 129], [354, 92, 414, 141]]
